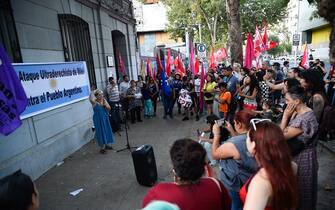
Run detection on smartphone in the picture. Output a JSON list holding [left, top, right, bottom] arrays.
[[215, 119, 226, 127]]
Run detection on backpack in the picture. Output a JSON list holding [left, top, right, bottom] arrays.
[[319, 105, 335, 141]]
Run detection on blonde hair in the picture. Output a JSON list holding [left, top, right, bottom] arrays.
[[94, 89, 103, 97]]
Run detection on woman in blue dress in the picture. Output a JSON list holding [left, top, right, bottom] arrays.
[[90, 89, 114, 154]]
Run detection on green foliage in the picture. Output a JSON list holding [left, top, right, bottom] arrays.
[[240, 0, 289, 34], [162, 0, 228, 49], [161, 0, 289, 50]]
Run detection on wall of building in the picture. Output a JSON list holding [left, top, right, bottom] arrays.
[[0, 0, 138, 180], [298, 0, 330, 61], [138, 32, 182, 57], [312, 25, 331, 46]]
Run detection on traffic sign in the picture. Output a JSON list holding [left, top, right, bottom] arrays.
[[293, 34, 300, 46], [197, 43, 206, 53], [198, 52, 206, 58]]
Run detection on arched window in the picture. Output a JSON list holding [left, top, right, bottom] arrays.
[[58, 14, 96, 86]]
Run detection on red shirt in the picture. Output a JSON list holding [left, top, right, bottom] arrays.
[[240, 175, 272, 210], [142, 177, 231, 210]]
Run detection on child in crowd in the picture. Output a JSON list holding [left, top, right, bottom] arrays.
[[215, 82, 231, 119], [142, 83, 154, 118], [254, 100, 274, 121], [178, 89, 193, 121]]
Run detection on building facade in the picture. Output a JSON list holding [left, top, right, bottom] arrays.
[[0, 0, 138, 180], [297, 0, 330, 60], [133, 0, 184, 58]]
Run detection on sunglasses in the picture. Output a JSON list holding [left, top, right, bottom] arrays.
[[250, 118, 271, 131]]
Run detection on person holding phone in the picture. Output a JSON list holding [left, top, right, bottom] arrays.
[[212, 110, 257, 210]]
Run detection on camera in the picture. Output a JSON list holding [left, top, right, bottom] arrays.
[[215, 119, 226, 127]]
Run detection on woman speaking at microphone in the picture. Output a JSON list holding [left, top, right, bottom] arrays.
[[89, 89, 114, 154]]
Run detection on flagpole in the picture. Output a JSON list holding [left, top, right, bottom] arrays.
[[295, 0, 301, 67]]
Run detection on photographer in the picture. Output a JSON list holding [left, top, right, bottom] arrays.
[[211, 110, 257, 210], [198, 115, 230, 166], [309, 59, 327, 77]]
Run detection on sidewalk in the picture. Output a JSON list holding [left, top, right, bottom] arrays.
[[319, 140, 335, 154], [36, 107, 204, 210], [35, 107, 335, 210]]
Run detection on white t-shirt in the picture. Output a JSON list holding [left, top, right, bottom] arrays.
[[194, 78, 201, 94], [119, 81, 130, 97]]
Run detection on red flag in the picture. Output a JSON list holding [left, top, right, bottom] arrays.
[[166, 50, 171, 76], [118, 51, 125, 74], [156, 53, 163, 75], [254, 26, 263, 58], [195, 58, 200, 75], [262, 25, 268, 51], [146, 59, 152, 78], [174, 56, 179, 70], [216, 48, 228, 61], [177, 53, 185, 75], [244, 33, 255, 69], [209, 47, 216, 70], [268, 41, 278, 50], [301, 43, 309, 69], [190, 43, 195, 75]]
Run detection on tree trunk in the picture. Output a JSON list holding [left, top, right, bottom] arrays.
[[226, 0, 243, 64]]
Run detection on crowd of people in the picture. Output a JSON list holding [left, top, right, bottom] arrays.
[[1, 58, 335, 210], [140, 58, 335, 210]]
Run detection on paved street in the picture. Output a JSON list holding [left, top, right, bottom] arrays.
[[36, 106, 335, 210]]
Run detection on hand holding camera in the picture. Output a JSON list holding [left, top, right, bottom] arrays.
[[215, 119, 227, 127]]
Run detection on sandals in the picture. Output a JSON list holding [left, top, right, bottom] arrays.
[[105, 145, 114, 150]]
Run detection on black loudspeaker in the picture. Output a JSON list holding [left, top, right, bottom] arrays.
[[131, 145, 157, 186]]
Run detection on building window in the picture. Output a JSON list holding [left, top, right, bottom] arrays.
[[58, 14, 96, 86], [0, 0, 22, 63]]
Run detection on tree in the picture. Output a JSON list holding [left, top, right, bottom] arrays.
[[162, 0, 227, 48], [161, 0, 289, 63], [226, 0, 243, 63]]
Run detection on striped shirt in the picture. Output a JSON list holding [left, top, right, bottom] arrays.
[[106, 84, 120, 102]]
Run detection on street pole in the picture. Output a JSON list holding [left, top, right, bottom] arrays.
[[185, 27, 190, 64], [198, 23, 202, 43], [294, 0, 301, 66]]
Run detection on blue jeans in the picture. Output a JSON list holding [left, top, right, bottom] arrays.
[[229, 190, 243, 210], [162, 95, 173, 117], [219, 111, 226, 119], [144, 99, 154, 116], [200, 141, 216, 165]]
